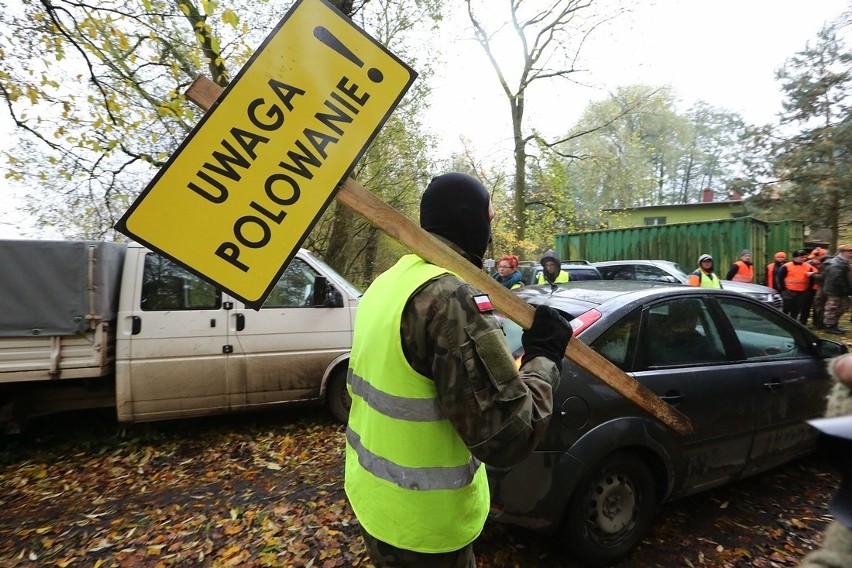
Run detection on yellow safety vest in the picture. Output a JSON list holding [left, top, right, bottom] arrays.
[[690, 270, 722, 289], [344, 254, 489, 553], [536, 271, 570, 284]]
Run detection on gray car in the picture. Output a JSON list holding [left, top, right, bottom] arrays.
[[593, 259, 783, 309], [489, 281, 846, 567]]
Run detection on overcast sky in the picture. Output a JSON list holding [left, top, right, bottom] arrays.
[[1, 0, 849, 239], [425, 0, 850, 163]]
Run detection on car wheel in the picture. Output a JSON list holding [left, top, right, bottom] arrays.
[[326, 367, 351, 424], [562, 451, 657, 567]]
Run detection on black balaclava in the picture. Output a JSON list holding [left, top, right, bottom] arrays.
[[420, 172, 491, 268]]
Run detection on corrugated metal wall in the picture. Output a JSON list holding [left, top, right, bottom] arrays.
[[556, 217, 780, 283], [766, 220, 806, 259]]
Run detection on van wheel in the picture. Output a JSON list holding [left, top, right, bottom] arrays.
[[326, 368, 350, 424], [562, 451, 657, 567]]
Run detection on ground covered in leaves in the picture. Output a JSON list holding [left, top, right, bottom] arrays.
[[0, 406, 840, 567]]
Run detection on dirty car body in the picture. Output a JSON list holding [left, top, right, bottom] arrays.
[[490, 281, 846, 566]]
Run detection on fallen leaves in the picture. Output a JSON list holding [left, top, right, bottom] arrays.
[[0, 410, 361, 567], [0, 408, 841, 567]]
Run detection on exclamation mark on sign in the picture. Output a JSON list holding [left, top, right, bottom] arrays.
[[314, 26, 384, 84]]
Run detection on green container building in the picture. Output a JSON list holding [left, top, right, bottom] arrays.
[[556, 217, 777, 284]]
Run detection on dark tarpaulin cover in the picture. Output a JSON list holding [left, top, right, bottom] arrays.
[[0, 240, 126, 337]]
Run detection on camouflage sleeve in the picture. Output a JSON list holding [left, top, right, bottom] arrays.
[[797, 522, 852, 568], [401, 273, 561, 468]]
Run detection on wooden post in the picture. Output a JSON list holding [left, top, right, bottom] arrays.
[[185, 76, 693, 435]]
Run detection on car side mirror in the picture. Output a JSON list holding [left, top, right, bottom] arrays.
[[662, 276, 679, 283], [818, 338, 848, 359], [312, 276, 343, 308]]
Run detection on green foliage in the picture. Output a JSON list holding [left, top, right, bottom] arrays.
[[542, 85, 751, 230], [759, 23, 851, 248], [0, 0, 443, 285]]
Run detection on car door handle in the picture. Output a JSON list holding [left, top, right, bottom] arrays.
[[660, 391, 684, 405], [235, 313, 245, 331], [763, 379, 783, 391]]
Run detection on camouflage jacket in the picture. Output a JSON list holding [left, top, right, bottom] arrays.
[[797, 355, 852, 568], [400, 261, 561, 469], [822, 255, 852, 297]]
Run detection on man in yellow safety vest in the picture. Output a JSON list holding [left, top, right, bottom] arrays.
[[344, 172, 573, 567]]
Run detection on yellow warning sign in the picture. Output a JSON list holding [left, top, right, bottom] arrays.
[[116, 0, 416, 307]]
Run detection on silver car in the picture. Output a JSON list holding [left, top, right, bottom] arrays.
[[593, 259, 783, 309]]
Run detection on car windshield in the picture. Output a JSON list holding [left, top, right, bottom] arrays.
[[667, 263, 689, 278]]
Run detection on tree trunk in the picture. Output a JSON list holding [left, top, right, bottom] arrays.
[[512, 97, 526, 251], [325, 203, 355, 274]]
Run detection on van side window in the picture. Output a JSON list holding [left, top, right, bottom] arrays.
[[141, 253, 221, 311], [261, 258, 320, 308]]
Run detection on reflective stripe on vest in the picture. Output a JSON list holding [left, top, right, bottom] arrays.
[[731, 260, 753, 282], [783, 262, 815, 292], [344, 254, 489, 554], [347, 426, 480, 491]]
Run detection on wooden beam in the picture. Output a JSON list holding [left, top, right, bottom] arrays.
[[184, 75, 693, 435]]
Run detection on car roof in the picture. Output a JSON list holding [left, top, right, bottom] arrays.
[[592, 259, 677, 266], [513, 279, 772, 318], [592, 259, 682, 270], [590, 259, 779, 295], [513, 280, 686, 316]]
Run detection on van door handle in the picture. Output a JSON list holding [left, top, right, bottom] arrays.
[[131, 316, 141, 335], [763, 379, 783, 392], [235, 313, 245, 331]]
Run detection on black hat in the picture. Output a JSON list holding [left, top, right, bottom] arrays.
[[793, 249, 808, 257], [540, 250, 559, 265], [420, 173, 491, 268]]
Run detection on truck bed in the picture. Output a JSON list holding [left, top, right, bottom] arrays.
[[0, 324, 115, 383]]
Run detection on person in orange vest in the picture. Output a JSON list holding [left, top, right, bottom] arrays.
[[764, 251, 787, 292], [725, 249, 754, 282], [777, 249, 818, 324]]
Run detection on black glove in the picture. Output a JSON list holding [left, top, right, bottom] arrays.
[[521, 305, 573, 371]]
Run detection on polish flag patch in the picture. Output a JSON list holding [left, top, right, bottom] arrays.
[[473, 294, 494, 312]]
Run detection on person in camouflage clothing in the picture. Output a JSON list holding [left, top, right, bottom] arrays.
[[344, 172, 572, 568], [798, 353, 852, 568]]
